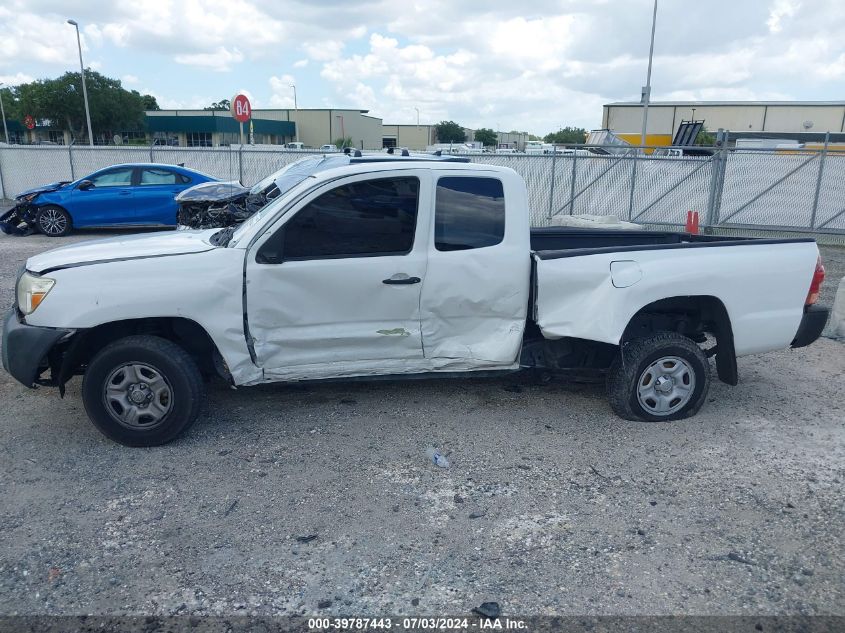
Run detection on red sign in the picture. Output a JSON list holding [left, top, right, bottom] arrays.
[[231, 94, 251, 123], [23, 114, 35, 130]]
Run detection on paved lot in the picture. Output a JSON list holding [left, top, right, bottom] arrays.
[[0, 228, 843, 618]]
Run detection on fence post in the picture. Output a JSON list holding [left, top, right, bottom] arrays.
[[704, 129, 728, 231], [68, 142, 75, 181], [626, 152, 638, 221], [149, 140, 154, 163], [809, 131, 829, 230], [546, 146, 557, 220], [0, 146, 6, 200], [568, 149, 578, 215], [239, 144, 244, 184]]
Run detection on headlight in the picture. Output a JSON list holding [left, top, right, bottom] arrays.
[[16, 272, 55, 315], [18, 192, 38, 203]]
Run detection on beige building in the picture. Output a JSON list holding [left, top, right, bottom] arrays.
[[145, 108, 384, 149], [602, 101, 845, 146], [382, 124, 530, 150], [381, 124, 437, 150]]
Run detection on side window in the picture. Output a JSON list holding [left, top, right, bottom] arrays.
[[272, 177, 419, 261], [139, 168, 179, 185], [89, 168, 133, 188], [435, 177, 505, 251]]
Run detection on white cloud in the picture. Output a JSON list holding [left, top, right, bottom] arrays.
[[0, 72, 35, 86], [768, 0, 800, 33], [268, 74, 296, 107], [174, 46, 244, 71], [302, 40, 345, 61], [122, 74, 140, 85], [1, 0, 845, 133]]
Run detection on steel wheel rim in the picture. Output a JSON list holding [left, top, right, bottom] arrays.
[[636, 356, 696, 416], [102, 363, 173, 430], [39, 209, 67, 235]]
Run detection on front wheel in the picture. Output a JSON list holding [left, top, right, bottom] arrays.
[[36, 205, 72, 237], [82, 335, 204, 446], [606, 331, 710, 422]]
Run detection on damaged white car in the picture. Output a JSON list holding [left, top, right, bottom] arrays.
[[2, 154, 830, 446]]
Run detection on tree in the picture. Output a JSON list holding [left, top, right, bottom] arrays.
[[695, 125, 715, 146], [333, 136, 353, 148], [140, 94, 160, 111], [474, 128, 498, 147], [544, 126, 588, 145], [435, 120, 466, 143], [204, 99, 231, 111], [15, 71, 151, 141]]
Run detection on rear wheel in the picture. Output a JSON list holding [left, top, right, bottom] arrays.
[[606, 331, 710, 422], [36, 205, 72, 237], [82, 335, 204, 446]]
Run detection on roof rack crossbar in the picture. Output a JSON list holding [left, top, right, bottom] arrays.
[[348, 156, 470, 164]]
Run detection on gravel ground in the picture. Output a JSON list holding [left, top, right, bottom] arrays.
[[0, 225, 843, 619]]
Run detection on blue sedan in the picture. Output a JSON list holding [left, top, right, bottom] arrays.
[[0, 163, 218, 237]]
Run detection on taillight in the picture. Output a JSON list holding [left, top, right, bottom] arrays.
[[805, 256, 825, 306]]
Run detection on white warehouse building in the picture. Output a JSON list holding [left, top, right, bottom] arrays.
[[602, 101, 845, 146]]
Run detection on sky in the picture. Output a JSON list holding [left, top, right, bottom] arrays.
[[1, 0, 844, 135]]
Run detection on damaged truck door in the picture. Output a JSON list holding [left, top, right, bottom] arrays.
[[246, 173, 430, 379], [419, 174, 530, 367]]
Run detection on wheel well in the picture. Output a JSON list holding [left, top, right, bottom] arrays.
[[55, 317, 225, 388], [622, 296, 738, 385], [35, 203, 73, 226]]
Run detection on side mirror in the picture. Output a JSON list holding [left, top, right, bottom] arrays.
[[77, 180, 94, 191]]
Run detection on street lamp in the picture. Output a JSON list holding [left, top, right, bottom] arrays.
[[289, 84, 298, 142], [639, 0, 658, 148], [0, 83, 9, 144], [67, 19, 94, 146], [414, 107, 419, 128]]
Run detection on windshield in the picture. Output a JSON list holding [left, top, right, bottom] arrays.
[[230, 155, 347, 245]]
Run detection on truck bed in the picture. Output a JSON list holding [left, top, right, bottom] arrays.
[[529, 227, 820, 358]]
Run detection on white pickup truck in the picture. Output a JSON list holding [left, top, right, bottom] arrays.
[[2, 154, 829, 446]]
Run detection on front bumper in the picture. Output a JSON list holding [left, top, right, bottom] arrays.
[[791, 304, 830, 348], [2, 308, 73, 387]]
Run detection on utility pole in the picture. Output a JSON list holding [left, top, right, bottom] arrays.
[[639, 0, 658, 148], [67, 19, 94, 146], [414, 107, 420, 128]]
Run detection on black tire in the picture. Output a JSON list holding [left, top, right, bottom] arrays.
[[36, 205, 72, 237], [606, 331, 710, 422], [82, 335, 204, 446]]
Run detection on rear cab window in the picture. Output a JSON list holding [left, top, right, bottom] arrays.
[[434, 176, 505, 251], [139, 168, 180, 185]]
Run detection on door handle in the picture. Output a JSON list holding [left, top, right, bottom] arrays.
[[118, 190, 131, 195], [383, 275, 421, 285]]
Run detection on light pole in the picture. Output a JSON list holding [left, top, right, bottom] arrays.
[[414, 107, 419, 128], [67, 19, 94, 146], [289, 84, 298, 142], [639, 0, 658, 148], [0, 83, 9, 144]]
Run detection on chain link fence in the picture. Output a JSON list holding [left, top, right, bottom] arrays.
[[1, 143, 843, 240]]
